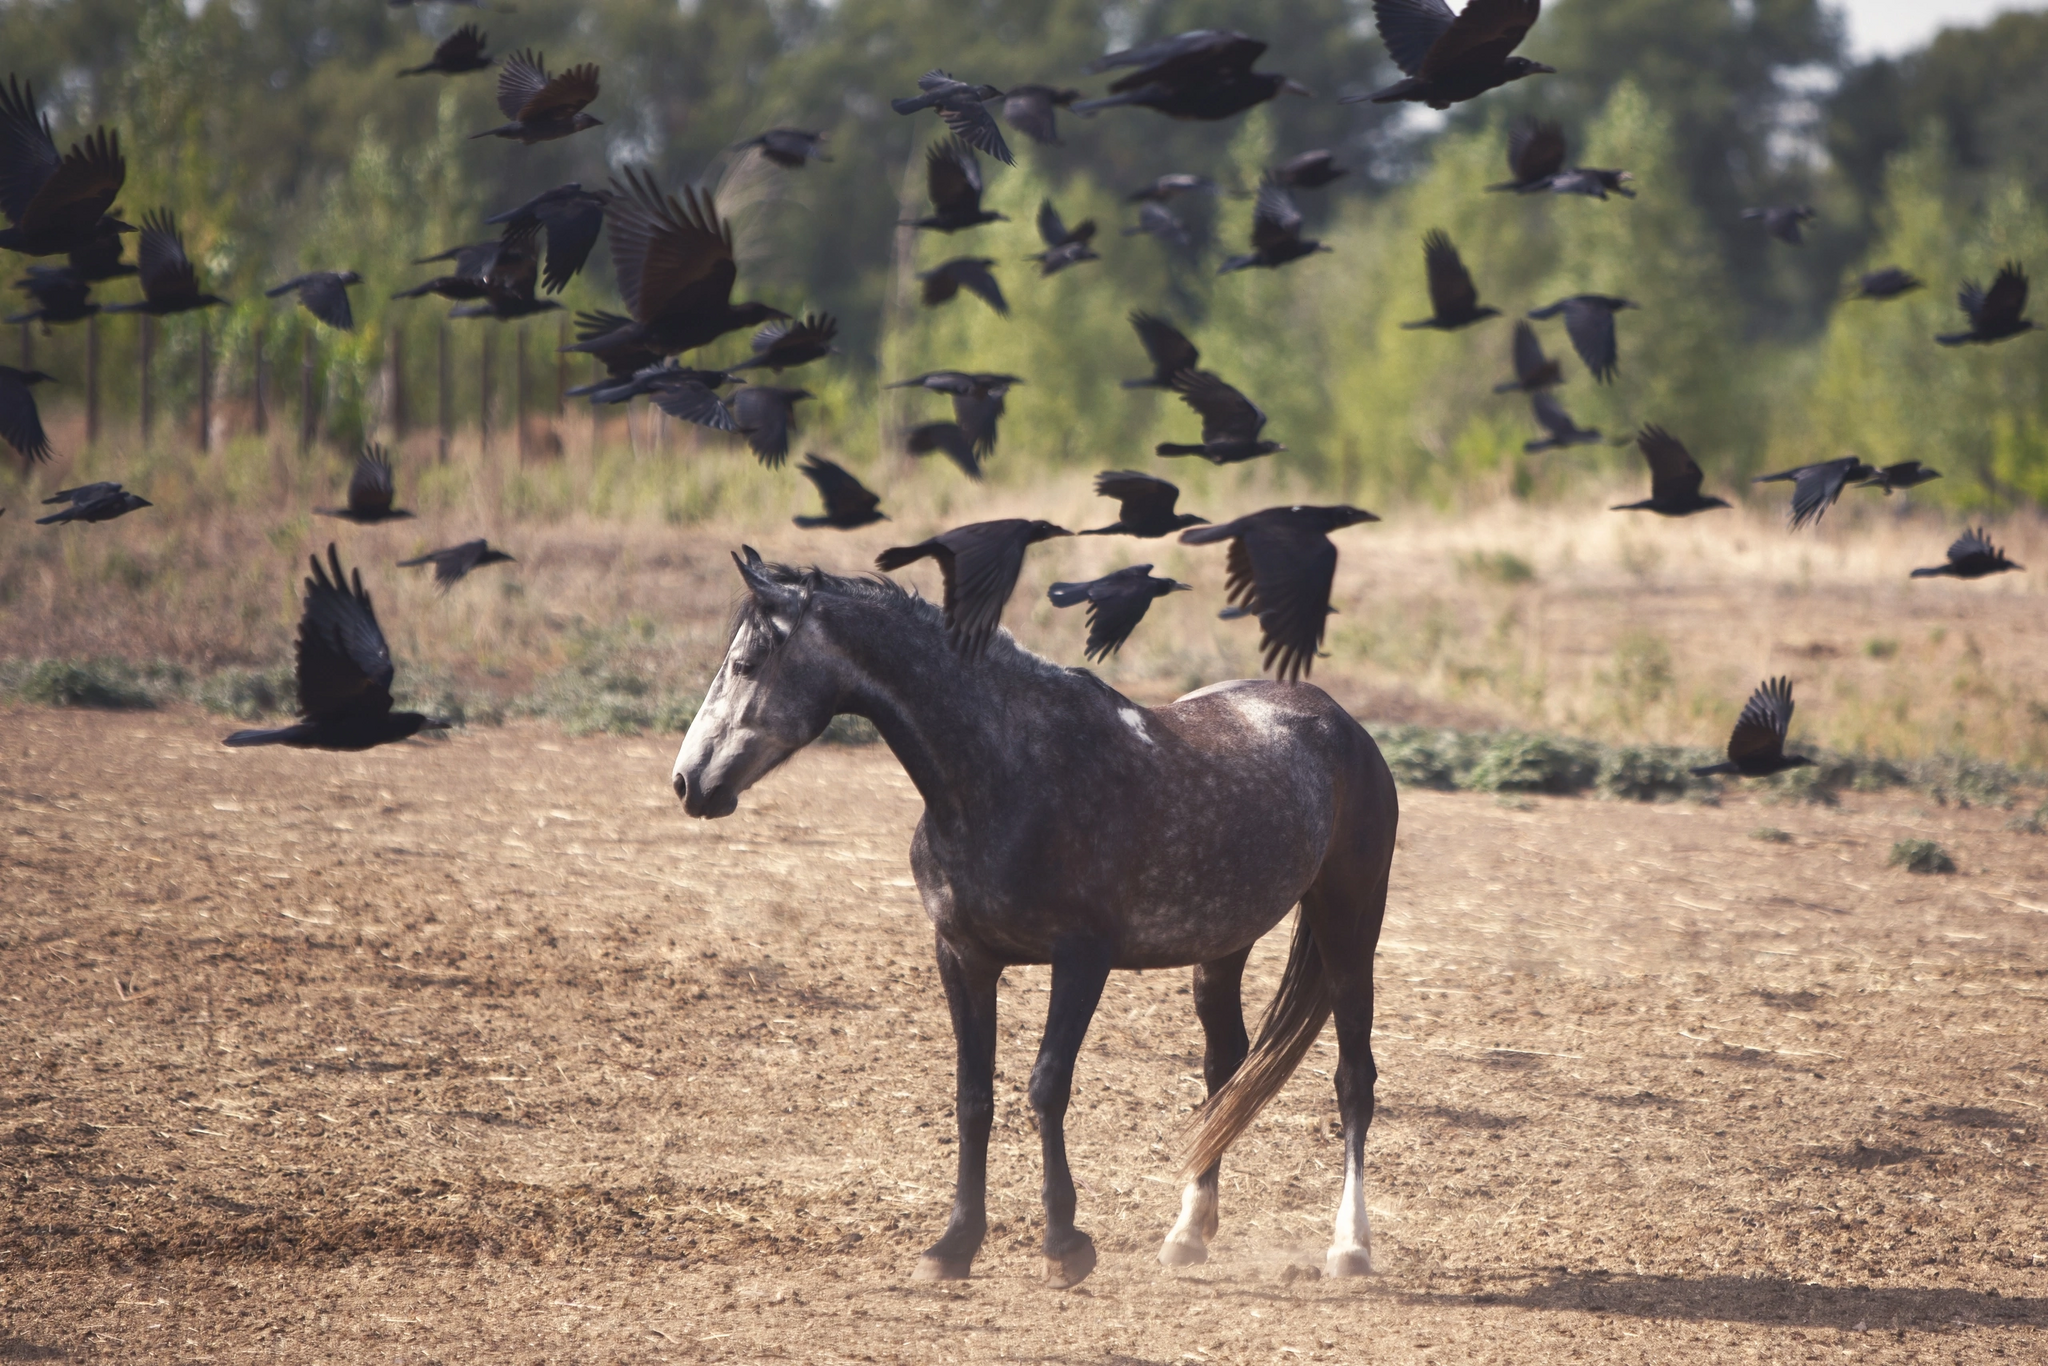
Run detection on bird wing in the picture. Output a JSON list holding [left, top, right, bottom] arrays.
[[799, 455, 881, 519], [438, 25, 488, 64], [1097, 469, 1179, 523], [938, 99, 1011, 165], [1511, 319, 1548, 381], [1725, 676, 1792, 766], [905, 421, 981, 478], [938, 521, 1031, 653], [520, 62, 599, 122], [651, 378, 737, 432], [297, 273, 356, 330], [952, 388, 1006, 457], [1561, 298, 1619, 381], [1093, 30, 1263, 81], [1422, 229, 1477, 319], [733, 386, 803, 466], [1173, 370, 1265, 444], [1036, 198, 1068, 248], [1422, 0, 1541, 77], [574, 308, 663, 377], [1372, 0, 1459, 76], [753, 311, 835, 356], [136, 208, 199, 302], [953, 259, 1007, 314], [1133, 201, 1189, 246], [348, 448, 398, 517], [46, 481, 121, 504], [483, 223, 543, 302], [1003, 89, 1059, 145], [1249, 181, 1305, 253], [606, 169, 735, 324], [1244, 517, 1339, 683], [1636, 425, 1704, 501], [295, 546, 396, 722], [18, 127, 122, 240], [1131, 311, 1199, 375], [1083, 578, 1161, 659], [1948, 527, 1994, 564], [0, 76, 62, 226], [0, 367, 53, 464], [1529, 389, 1575, 439], [1507, 117, 1565, 183], [1979, 264, 2028, 331], [925, 140, 984, 215], [1786, 457, 1859, 530], [494, 50, 551, 119], [536, 194, 606, 292]]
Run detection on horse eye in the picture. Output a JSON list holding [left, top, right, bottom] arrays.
[[730, 659, 755, 680]]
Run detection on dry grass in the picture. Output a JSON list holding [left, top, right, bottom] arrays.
[[4, 419, 2046, 765]]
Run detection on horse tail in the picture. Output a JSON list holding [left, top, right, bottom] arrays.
[[1180, 910, 1333, 1177]]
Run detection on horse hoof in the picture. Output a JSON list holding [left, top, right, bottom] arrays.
[[1324, 1247, 1376, 1278], [1158, 1236, 1209, 1267], [1044, 1235, 1098, 1289], [913, 1255, 973, 1281]]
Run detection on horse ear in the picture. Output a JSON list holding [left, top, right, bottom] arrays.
[[741, 544, 764, 567], [732, 547, 799, 616]]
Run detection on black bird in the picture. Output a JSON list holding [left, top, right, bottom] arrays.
[[1936, 264, 2037, 346], [1219, 181, 1329, 273], [891, 71, 1012, 165], [1123, 311, 1200, 389], [1003, 86, 1081, 145], [1487, 117, 1564, 192], [1611, 426, 1730, 516], [398, 24, 492, 77], [1074, 30, 1310, 121], [794, 454, 887, 529], [1080, 470, 1208, 537], [397, 539, 515, 587], [1527, 294, 1637, 383], [266, 271, 362, 331], [0, 76, 128, 259], [917, 257, 1007, 315], [902, 140, 1007, 233], [1493, 319, 1562, 393], [1402, 230, 1498, 329], [394, 238, 502, 303], [0, 364, 54, 464], [1855, 460, 1941, 495], [1351, 0, 1553, 109], [1522, 390, 1600, 452], [1048, 564, 1191, 661], [1689, 677, 1814, 778], [315, 446, 415, 524], [1270, 150, 1346, 189], [593, 363, 741, 430], [727, 386, 811, 466], [35, 482, 148, 524], [1849, 267, 1921, 301], [905, 421, 983, 479], [1156, 370, 1282, 463], [1742, 205, 1814, 246], [470, 51, 602, 143], [1180, 505, 1381, 682], [1127, 173, 1215, 202], [484, 183, 609, 293], [61, 231, 137, 283], [7, 268, 97, 327], [1549, 165, 1636, 200], [1029, 200, 1099, 276], [224, 546, 452, 752], [876, 519, 1073, 656], [1752, 455, 1876, 531], [103, 210, 225, 316], [733, 313, 838, 373], [1911, 527, 2022, 580], [567, 309, 664, 385], [889, 371, 1019, 460], [733, 128, 830, 168], [443, 225, 561, 323], [569, 169, 789, 358], [1122, 202, 1192, 250]]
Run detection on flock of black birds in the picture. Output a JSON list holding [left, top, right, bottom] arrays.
[[0, 0, 2037, 766]]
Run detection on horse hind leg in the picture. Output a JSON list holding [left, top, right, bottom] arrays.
[[1160, 946, 1251, 1267], [1301, 853, 1390, 1278], [1029, 937, 1114, 1289]]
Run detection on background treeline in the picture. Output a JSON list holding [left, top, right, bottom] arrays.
[[2, 0, 2044, 507]]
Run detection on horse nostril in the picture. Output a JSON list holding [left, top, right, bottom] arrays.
[[672, 772, 689, 802]]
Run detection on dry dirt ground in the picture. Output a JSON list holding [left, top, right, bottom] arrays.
[[3, 706, 2045, 1364]]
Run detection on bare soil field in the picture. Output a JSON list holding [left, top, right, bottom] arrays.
[[3, 706, 2045, 1364]]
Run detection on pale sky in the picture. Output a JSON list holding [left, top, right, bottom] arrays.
[[1839, 0, 2048, 57]]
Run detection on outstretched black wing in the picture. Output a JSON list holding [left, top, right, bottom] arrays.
[[1371, 0, 1458, 76], [1096, 470, 1182, 525], [297, 273, 357, 330], [0, 368, 53, 465], [1422, 229, 1478, 319], [1131, 311, 1199, 377], [1172, 369, 1266, 444], [136, 208, 199, 303], [1250, 182, 1304, 254], [296, 545, 397, 724], [1978, 263, 2029, 333], [926, 140, 985, 217], [935, 520, 1033, 656], [1559, 298, 1620, 382], [1636, 425, 1704, 503], [1506, 117, 1565, 183], [798, 454, 882, 521], [348, 447, 398, 518], [1724, 676, 1792, 767], [1242, 515, 1339, 682], [1421, 0, 1542, 79]]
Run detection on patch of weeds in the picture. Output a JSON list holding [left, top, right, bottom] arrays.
[[1598, 745, 1709, 803], [1494, 794, 1536, 811], [1455, 550, 1536, 586], [821, 715, 881, 746], [1888, 840, 1956, 875], [6, 658, 159, 710], [1464, 732, 1599, 795], [1751, 826, 1792, 843], [1864, 637, 1899, 660], [2007, 802, 2048, 835], [1601, 629, 1674, 727], [1372, 725, 1479, 791], [1763, 761, 1844, 807], [196, 666, 297, 721], [1914, 755, 2014, 810], [512, 664, 693, 736]]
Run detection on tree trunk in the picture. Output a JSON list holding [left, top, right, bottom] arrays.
[[514, 322, 528, 464], [436, 322, 451, 463], [479, 326, 494, 459], [253, 325, 267, 438], [85, 314, 100, 445], [388, 326, 407, 439], [299, 329, 316, 455], [197, 315, 211, 453]]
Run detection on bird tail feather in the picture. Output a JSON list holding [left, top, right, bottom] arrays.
[[1046, 581, 1091, 608], [223, 724, 318, 748], [1689, 762, 1736, 777], [1154, 443, 1206, 456], [874, 545, 933, 573]]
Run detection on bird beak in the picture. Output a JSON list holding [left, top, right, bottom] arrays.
[[1170, 581, 1193, 592], [1528, 62, 1557, 74], [134, 497, 153, 508], [1282, 79, 1313, 98], [1616, 171, 1634, 182]]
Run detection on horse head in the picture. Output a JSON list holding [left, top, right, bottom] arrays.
[[672, 548, 839, 818]]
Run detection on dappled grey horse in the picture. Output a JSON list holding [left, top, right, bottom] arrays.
[[672, 552, 1398, 1286]]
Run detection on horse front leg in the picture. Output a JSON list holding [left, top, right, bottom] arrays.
[[1160, 945, 1251, 1267], [913, 934, 1000, 1281], [1030, 937, 1113, 1289]]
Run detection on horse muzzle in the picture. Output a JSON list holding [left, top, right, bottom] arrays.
[[674, 770, 740, 819]]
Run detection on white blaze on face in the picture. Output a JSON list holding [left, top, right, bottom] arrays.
[[672, 615, 783, 816]]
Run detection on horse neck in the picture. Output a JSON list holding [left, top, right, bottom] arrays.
[[818, 597, 1065, 828]]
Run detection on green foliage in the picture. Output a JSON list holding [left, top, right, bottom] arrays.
[[822, 715, 883, 746], [1888, 839, 1956, 875], [1751, 826, 1792, 842], [1456, 550, 1537, 585], [5, 658, 161, 710], [1597, 744, 1711, 802], [195, 666, 297, 721]]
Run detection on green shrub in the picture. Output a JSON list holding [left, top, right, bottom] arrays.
[[1888, 840, 1956, 875], [1455, 550, 1536, 585], [1598, 745, 1707, 802], [1465, 732, 1600, 795], [196, 666, 297, 720], [2008, 802, 2048, 835], [1751, 826, 1792, 843], [11, 658, 158, 710], [821, 715, 881, 745], [1914, 756, 2014, 810], [1372, 725, 1477, 790]]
